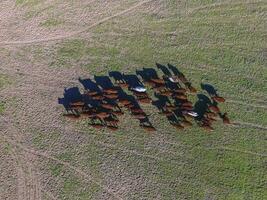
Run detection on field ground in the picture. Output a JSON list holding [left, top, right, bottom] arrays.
[[0, 0, 266, 199]]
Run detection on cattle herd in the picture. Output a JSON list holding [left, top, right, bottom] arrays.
[[58, 63, 230, 132]]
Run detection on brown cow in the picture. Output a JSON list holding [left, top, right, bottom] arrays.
[[100, 103, 115, 110], [86, 91, 99, 96], [165, 104, 177, 111], [201, 124, 214, 131], [95, 112, 110, 119], [188, 85, 197, 93], [118, 82, 129, 88], [173, 88, 187, 93], [138, 97, 152, 104], [133, 113, 147, 120], [103, 93, 119, 100], [131, 108, 145, 114], [180, 120, 192, 127], [107, 126, 118, 131], [151, 78, 165, 84], [208, 105, 220, 113], [180, 105, 193, 110], [133, 91, 148, 97], [69, 101, 85, 107], [158, 90, 173, 97], [140, 124, 156, 132], [118, 99, 131, 106], [173, 94, 188, 100], [181, 101, 193, 107], [91, 124, 105, 129], [63, 113, 80, 120], [222, 113, 230, 124], [103, 88, 118, 94], [91, 95, 104, 101], [172, 123, 184, 130], [212, 96, 226, 103], [113, 110, 124, 116]]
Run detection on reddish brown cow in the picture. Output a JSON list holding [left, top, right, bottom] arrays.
[[107, 126, 118, 131], [63, 113, 80, 120], [204, 112, 218, 119], [151, 78, 165, 84], [133, 113, 147, 120], [178, 76, 188, 84], [118, 99, 131, 106], [222, 113, 230, 124], [118, 82, 129, 88], [86, 91, 99, 96], [140, 124, 156, 132], [100, 103, 115, 110], [201, 124, 214, 131], [69, 101, 85, 107], [208, 105, 220, 113], [212, 96, 226, 103], [95, 112, 110, 119], [165, 104, 177, 111], [172, 123, 184, 130], [91, 124, 105, 129], [138, 97, 152, 104], [158, 90, 173, 97], [113, 110, 124, 116], [181, 105, 193, 110], [188, 85, 197, 93], [173, 94, 188, 100], [103, 94, 119, 100], [91, 95, 104, 101], [133, 91, 148, 97], [173, 88, 187, 93], [131, 108, 145, 114], [103, 88, 118, 93], [181, 101, 193, 107], [181, 120, 192, 127]]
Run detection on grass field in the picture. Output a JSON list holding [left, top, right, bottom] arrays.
[[0, 0, 266, 199]]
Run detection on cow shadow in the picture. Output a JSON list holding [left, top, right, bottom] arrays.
[[79, 78, 101, 93], [123, 74, 144, 88], [136, 67, 159, 81], [109, 71, 125, 83], [94, 75, 114, 89], [58, 87, 83, 111], [201, 83, 218, 96], [167, 63, 185, 77], [152, 93, 170, 111], [156, 63, 172, 77], [193, 94, 211, 120]]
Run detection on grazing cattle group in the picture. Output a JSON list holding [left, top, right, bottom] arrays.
[[58, 63, 230, 132]]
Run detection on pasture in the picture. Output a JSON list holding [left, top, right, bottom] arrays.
[[0, 0, 266, 199]]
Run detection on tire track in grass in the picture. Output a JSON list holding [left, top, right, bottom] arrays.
[[2, 123, 122, 200], [226, 99, 267, 109], [42, 189, 58, 200], [187, 0, 265, 16], [1, 64, 266, 118], [12, 142, 123, 200], [4, 139, 42, 200], [232, 121, 267, 131], [0, 0, 154, 46], [207, 146, 267, 157]]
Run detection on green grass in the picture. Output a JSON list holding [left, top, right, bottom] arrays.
[[32, 131, 61, 150], [0, 74, 10, 114], [15, 0, 41, 6], [40, 18, 63, 27], [0, 101, 5, 114], [0, 74, 10, 89], [45, 160, 101, 200], [20, 0, 267, 199]]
